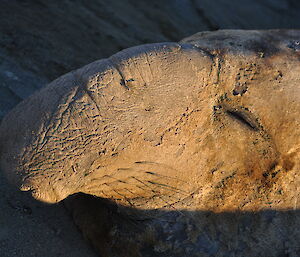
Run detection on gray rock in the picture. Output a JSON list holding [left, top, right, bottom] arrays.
[[0, 50, 48, 120]]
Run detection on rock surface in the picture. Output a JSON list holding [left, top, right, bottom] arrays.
[[1, 29, 300, 257], [1, 0, 299, 80]]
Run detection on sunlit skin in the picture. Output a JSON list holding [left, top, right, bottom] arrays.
[[0, 30, 299, 213]]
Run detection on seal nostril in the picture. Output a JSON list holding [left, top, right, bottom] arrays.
[[226, 109, 259, 131], [224, 106, 261, 131]]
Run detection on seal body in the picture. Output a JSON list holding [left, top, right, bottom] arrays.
[[1, 30, 300, 256]]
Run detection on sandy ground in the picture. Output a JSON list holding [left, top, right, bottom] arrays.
[[0, 171, 97, 257]]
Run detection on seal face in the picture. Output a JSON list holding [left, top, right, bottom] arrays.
[[0, 30, 300, 256]]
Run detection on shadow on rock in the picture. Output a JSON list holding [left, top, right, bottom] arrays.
[[64, 193, 300, 257]]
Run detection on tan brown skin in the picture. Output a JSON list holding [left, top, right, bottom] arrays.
[[0, 42, 213, 205], [0, 30, 299, 215], [1, 31, 300, 211]]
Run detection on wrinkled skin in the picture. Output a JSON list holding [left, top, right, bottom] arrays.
[[0, 30, 300, 256]]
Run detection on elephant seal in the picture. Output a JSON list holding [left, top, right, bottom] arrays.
[[1, 30, 300, 256]]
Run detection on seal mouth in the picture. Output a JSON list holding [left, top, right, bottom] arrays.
[[23, 179, 71, 204], [20, 184, 57, 203], [30, 188, 61, 204], [20, 183, 32, 192]]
